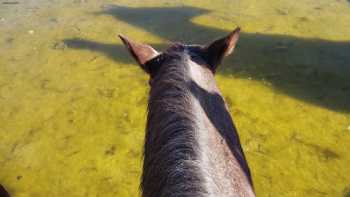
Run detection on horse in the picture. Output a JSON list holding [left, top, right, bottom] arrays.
[[119, 27, 255, 197], [0, 184, 10, 197]]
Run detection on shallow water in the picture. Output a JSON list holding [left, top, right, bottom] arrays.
[[0, 0, 350, 196]]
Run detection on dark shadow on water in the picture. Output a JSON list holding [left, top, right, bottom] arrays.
[[344, 187, 350, 197], [64, 5, 350, 113], [63, 39, 133, 63], [63, 38, 166, 64]]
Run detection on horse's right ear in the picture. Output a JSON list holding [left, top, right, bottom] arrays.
[[203, 27, 240, 72], [118, 35, 159, 73]]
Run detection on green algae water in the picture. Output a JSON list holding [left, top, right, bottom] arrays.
[[1, 0, 350, 196]]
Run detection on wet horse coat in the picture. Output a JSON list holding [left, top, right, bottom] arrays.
[[120, 28, 255, 197]]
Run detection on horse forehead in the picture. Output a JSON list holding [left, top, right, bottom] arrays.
[[164, 44, 208, 70], [166, 43, 201, 54], [187, 56, 215, 90]]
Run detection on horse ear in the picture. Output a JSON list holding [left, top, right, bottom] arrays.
[[119, 35, 159, 73], [204, 27, 240, 72]]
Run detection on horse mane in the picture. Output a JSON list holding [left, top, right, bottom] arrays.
[[141, 44, 207, 197], [141, 43, 253, 197]]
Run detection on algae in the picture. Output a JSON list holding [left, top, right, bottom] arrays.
[[0, 0, 349, 196]]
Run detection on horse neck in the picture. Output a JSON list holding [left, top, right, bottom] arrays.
[[142, 54, 255, 197], [187, 60, 255, 196], [141, 57, 207, 197]]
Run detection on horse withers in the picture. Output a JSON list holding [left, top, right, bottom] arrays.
[[119, 27, 255, 197]]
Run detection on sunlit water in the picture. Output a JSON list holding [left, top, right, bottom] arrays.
[[1, 0, 350, 196]]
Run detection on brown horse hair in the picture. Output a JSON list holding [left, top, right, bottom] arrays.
[[119, 29, 254, 197], [141, 44, 253, 196]]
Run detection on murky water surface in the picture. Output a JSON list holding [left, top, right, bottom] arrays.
[[1, 0, 350, 196]]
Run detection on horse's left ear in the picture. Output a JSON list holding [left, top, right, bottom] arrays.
[[203, 27, 240, 72], [119, 35, 159, 73]]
